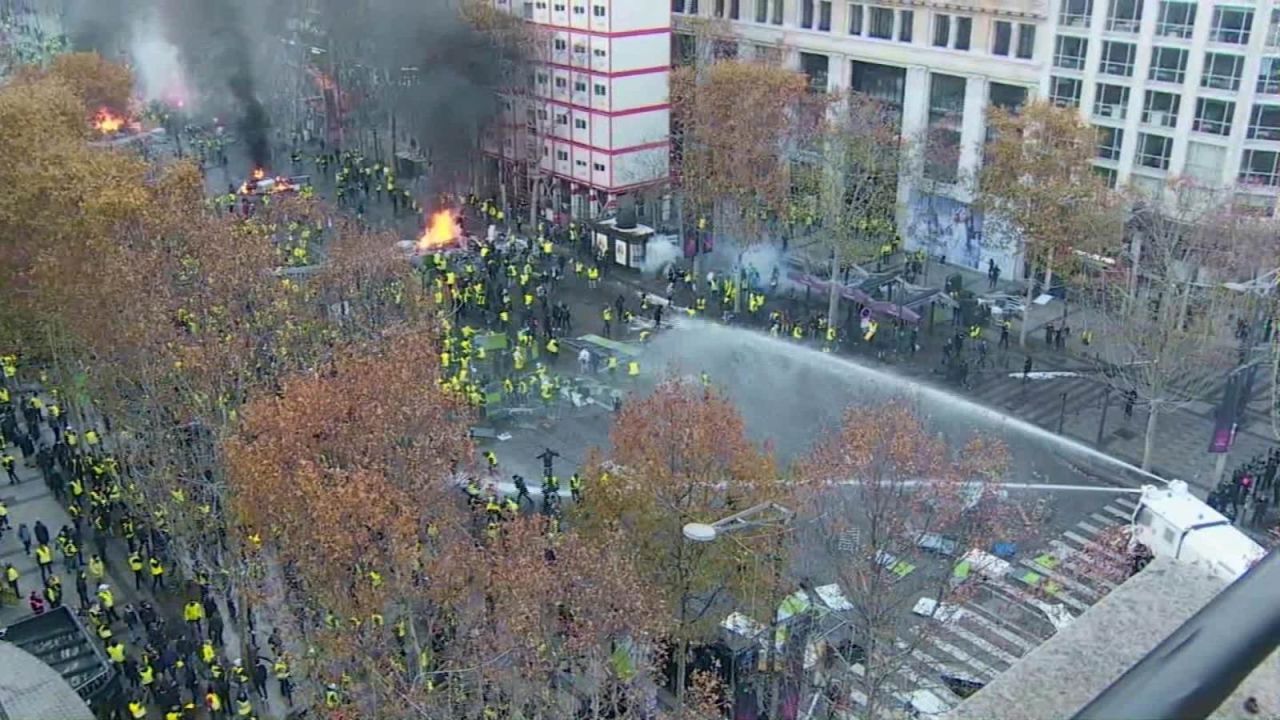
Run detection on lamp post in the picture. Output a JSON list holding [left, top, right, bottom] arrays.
[[683, 502, 795, 719]]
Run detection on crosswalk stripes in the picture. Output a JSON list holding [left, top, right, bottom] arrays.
[[829, 494, 1140, 718], [969, 372, 1110, 429]]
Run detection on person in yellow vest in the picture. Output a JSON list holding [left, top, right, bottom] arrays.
[[627, 360, 640, 377], [205, 687, 223, 717], [325, 683, 341, 708], [107, 639, 126, 664], [546, 337, 559, 360], [274, 654, 294, 706], [165, 705, 182, 720], [5, 563, 19, 600], [129, 552, 145, 590], [139, 661, 155, 691], [587, 266, 599, 289], [85, 428, 99, 446], [149, 556, 165, 590], [128, 697, 148, 718], [88, 554, 105, 582], [791, 324, 804, 341], [235, 688, 253, 717], [97, 583, 119, 623], [184, 600, 205, 634], [35, 543, 53, 582]]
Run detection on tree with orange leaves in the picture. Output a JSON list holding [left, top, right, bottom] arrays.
[[791, 401, 1019, 720], [671, 58, 819, 286], [575, 377, 786, 706], [19, 52, 134, 117]]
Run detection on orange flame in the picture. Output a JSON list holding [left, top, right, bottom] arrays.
[[252, 168, 266, 180], [417, 210, 460, 252], [92, 108, 124, 134]]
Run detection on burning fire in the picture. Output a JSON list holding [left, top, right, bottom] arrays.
[[92, 108, 125, 134], [239, 169, 297, 196], [417, 210, 460, 252]]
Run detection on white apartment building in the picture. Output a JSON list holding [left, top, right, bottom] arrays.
[[674, 0, 1280, 278], [484, 0, 671, 220]]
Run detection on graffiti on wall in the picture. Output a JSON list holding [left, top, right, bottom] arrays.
[[905, 191, 1020, 279]]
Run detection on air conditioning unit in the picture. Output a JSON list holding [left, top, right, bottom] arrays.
[[1149, 110, 1170, 127], [1098, 104, 1115, 117]]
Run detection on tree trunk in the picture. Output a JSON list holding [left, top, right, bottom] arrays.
[[827, 245, 841, 330], [1127, 228, 1142, 309], [1043, 249, 1055, 297], [1142, 402, 1159, 471], [1019, 253, 1037, 348]]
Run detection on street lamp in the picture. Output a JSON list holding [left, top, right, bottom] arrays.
[[682, 502, 795, 718]]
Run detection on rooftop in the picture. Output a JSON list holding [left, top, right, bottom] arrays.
[[0, 642, 95, 720], [944, 556, 1280, 720]]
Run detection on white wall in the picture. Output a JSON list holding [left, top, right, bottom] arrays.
[[609, 72, 669, 110], [609, 109, 670, 148], [610, 0, 670, 32], [613, 146, 670, 187], [610, 34, 671, 72]]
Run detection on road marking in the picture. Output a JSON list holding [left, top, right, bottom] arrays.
[[1104, 505, 1131, 521], [941, 622, 1022, 666], [1090, 512, 1118, 526], [1076, 520, 1104, 535], [1063, 531, 1126, 562], [900, 641, 994, 682], [1017, 558, 1099, 600], [923, 636, 1003, 678], [960, 608, 1038, 653], [1113, 496, 1138, 510]]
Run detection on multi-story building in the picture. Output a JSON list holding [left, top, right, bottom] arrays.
[[485, 0, 672, 220], [674, 0, 1280, 277]]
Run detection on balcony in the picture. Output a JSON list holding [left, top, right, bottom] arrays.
[[1157, 22, 1194, 39], [1100, 61, 1134, 77], [1202, 74, 1242, 92], [1144, 110, 1178, 129], [1193, 119, 1232, 136], [1060, 12, 1090, 29], [1209, 28, 1251, 45], [1106, 18, 1140, 33], [1094, 103, 1127, 120]]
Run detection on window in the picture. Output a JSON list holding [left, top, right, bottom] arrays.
[[524, 1, 535, 19], [990, 83, 1027, 112], [1137, 133, 1173, 170], [536, 72, 548, 85], [1211, 7, 1253, 45], [756, 0, 767, 21], [1148, 47, 1189, 83], [554, 38, 567, 51], [898, 10, 913, 41], [1017, 24, 1035, 59], [1055, 35, 1088, 70], [1157, 1, 1196, 39], [954, 17, 971, 49], [819, 1, 832, 30], [1240, 149, 1280, 186], [1202, 52, 1245, 91], [573, 4, 586, 14], [593, 4, 605, 16], [688, 0, 699, 12], [1107, 0, 1141, 32], [575, 159, 587, 167], [801, 0, 814, 27], [993, 21, 1011, 56], [574, 118, 588, 129], [730, 0, 740, 18], [556, 149, 569, 161], [851, 59, 906, 111], [1194, 97, 1235, 136], [1260, 58, 1280, 94], [593, 48, 607, 57], [553, 2, 565, 9], [573, 42, 587, 54], [1143, 90, 1181, 128], [1268, 8, 1280, 46], [772, 0, 783, 24], [869, 6, 893, 38], [594, 83, 607, 96], [555, 113, 568, 125], [933, 13, 950, 47], [1186, 142, 1226, 183], [929, 73, 966, 117], [1095, 166, 1118, 188], [1049, 76, 1083, 107], [593, 162, 606, 172], [1097, 126, 1124, 160], [1249, 105, 1280, 140], [554, 77, 567, 88], [1099, 41, 1136, 76], [800, 52, 830, 92], [574, 80, 587, 92], [849, 3, 863, 34], [1060, 0, 1092, 27], [1094, 83, 1130, 120]]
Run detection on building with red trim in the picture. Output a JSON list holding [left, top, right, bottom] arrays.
[[483, 0, 672, 220]]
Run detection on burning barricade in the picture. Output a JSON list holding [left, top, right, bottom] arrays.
[[237, 168, 310, 197]]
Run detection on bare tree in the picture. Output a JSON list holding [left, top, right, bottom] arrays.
[[795, 93, 904, 329], [1094, 178, 1256, 470], [793, 402, 1019, 720]]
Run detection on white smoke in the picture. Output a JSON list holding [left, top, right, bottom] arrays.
[[128, 11, 192, 108]]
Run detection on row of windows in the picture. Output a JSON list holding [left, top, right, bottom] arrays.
[[1058, 0, 1270, 46], [530, 72, 610, 97], [678, 1, 1037, 59], [1095, 125, 1280, 187], [524, 0, 607, 18], [1054, 38, 1271, 95], [1052, 75, 1280, 141]]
